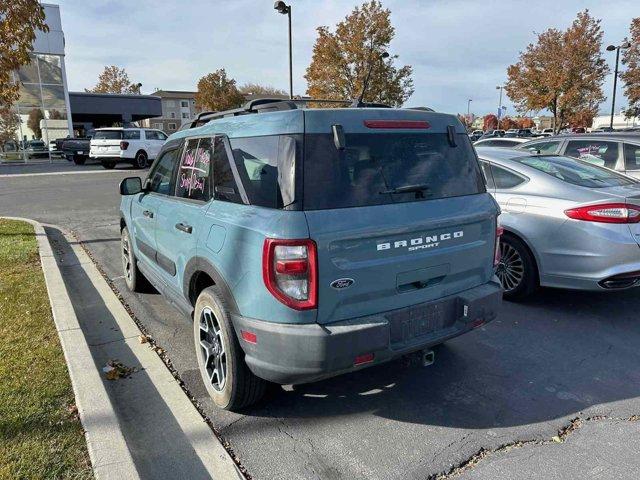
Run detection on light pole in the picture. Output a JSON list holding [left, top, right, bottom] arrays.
[[274, 1, 293, 99], [467, 99, 472, 117], [606, 42, 631, 130], [496, 85, 503, 131]]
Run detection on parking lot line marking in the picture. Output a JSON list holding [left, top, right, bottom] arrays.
[[0, 169, 130, 179]]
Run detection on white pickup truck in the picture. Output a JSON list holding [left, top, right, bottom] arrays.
[[90, 128, 168, 169]]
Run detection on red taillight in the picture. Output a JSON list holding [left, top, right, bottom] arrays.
[[363, 120, 430, 129], [120, 141, 129, 150], [263, 238, 317, 310], [494, 226, 504, 267], [565, 203, 640, 224]]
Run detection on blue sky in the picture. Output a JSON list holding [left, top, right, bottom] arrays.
[[54, 0, 638, 117]]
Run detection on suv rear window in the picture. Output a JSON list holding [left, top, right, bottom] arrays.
[[303, 133, 485, 210], [93, 130, 122, 140], [515, 155, 636, 188]]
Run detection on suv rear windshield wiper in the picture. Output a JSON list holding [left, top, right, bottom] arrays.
[[379, 183, 432, 196]]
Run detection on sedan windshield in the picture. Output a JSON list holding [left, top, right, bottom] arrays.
[[514, 155, 637, 188]]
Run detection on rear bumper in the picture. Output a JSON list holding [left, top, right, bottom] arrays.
[[232, 281, 502, 385]]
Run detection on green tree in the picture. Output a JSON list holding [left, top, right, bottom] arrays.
[[505, 10, 609, 133], [0, 0, 48, 107], [621, 18, 640, 118], [27, 108, 43, 139], [304, 0, 414, 107], [195, 69, 245, 112], [239, 83, 287, 97], [86, 66, 141, 94], [0, 107, 19, 151]]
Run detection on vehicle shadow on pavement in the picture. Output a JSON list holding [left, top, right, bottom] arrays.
[[236, 287, 640, 429], [44, 226, 214, 479]]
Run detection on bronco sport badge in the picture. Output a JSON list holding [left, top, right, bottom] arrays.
[[377, 230, 464, 252]]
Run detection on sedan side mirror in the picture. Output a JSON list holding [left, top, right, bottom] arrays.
[[120, 177, 142, 195]]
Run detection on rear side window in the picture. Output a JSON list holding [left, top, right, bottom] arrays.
[[93, 130, 122, 140], [521, 141, 560, 154], [212, 137, 243, 204], [145, 130, 157, 140], [303, 133, 485, 210], [123, 130, 140, 140], [490, 165, 526, 189], [175, 137, 212, 201], [624, 143, 640, 171], [565, 140, 619, 168], [229, 135, 300, 208], [516, 155, 636, 188]]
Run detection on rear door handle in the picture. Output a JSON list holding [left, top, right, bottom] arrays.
[[175, 222, 193, 234], [143, 210, 154, 218]]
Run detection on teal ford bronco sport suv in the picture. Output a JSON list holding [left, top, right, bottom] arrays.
[[119, 99, 502, 410]]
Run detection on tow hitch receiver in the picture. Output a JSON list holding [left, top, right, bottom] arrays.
[[421, 349, 435, 367]]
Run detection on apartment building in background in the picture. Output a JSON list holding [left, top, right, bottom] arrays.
[[143, 91, 292, 133], [143, 90, 201, 133]]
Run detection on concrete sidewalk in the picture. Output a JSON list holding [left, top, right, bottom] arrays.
[[16, 217, 243, 480]]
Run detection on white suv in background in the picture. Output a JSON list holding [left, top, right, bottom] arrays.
[[89, 128, 168, 169]]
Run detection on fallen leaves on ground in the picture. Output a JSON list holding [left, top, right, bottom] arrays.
[[102, 359, 137, 380]]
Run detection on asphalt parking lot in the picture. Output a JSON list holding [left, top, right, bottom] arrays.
[[2, 164, 640, 479]]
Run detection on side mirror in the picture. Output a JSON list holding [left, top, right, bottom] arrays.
[[119, 177, 142, 195]]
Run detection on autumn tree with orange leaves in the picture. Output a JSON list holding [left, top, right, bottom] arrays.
[[305, 1, 414, 107], [621, 18, 640, 118], [483, 114, 498, 131], [505, 10, 609, 133], [86, 66, 141, 94], [0, 1, 48, 108]]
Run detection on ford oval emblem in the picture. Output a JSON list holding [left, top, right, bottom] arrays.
[[330, 278, 354, 290]]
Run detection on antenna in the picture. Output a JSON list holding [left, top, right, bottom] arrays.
[[354, 50, 389, 108]]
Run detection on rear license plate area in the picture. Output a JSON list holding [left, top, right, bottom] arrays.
[[387, 299, 456, 345]]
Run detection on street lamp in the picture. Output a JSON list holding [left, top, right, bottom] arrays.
[[606, 42, 631, 130], [467, 99, 472, 117], [496, 85, 503, 130], [274, 1, 293, 99]]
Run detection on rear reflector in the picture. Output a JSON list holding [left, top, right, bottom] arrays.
[[241, 330, 257, 344], [565, 203, 640, 224], [471, 318, 486, 329], [363, 120, 430, 129], [354, 353, 375, 366]]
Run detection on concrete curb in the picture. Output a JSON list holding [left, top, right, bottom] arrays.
[[4, 217, 243, 480], [4, 216, 140, 480]]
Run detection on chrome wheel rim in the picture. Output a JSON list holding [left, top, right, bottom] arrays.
[[496, 242, 524, 292], [198, 306, 226, 392], [122, 234, 132, 284]]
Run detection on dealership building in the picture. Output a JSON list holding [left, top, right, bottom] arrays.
[[3, 4, 160, 162]]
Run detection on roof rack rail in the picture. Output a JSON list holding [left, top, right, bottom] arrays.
[[185, 97, 391, 129]]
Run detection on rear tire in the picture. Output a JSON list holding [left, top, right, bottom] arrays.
[[73, 156, 85, 165], [134, 151, 148, 169], [101, 160, 116, 169], [121, 227, 149, 292], [194, 286, 266, 411], [496, 233, 538, 301]]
